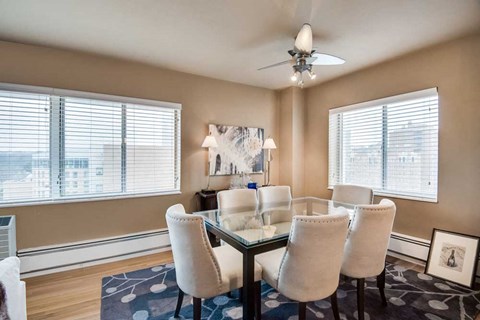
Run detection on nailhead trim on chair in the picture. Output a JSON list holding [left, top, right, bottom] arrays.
[[292, 216, 350, 224], [167, 212, 223, 294], [347, 205, 395, 237]]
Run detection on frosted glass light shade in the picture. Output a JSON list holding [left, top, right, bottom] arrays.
[[294, 23, 313, 54], [262, 138, 277, 149], [201, 135, 218, 148]]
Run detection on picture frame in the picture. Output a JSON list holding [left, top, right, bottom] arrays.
[[425, 228, 480, 289], [208, 124, 264, 176]]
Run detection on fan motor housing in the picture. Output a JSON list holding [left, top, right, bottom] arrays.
[[293, 57, 312, 73]]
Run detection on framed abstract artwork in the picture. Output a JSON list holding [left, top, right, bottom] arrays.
[[425, 228, 480, 288], [208, 124, 264, 176]]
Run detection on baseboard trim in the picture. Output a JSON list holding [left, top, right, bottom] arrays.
[[18, 229, 171, 278]]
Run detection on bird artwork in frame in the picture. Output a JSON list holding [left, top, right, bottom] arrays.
[[425, 228, 480, 289], [208, 124, 264, 176]]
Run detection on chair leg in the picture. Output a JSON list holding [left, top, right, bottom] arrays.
[[174, 289, 184, 318], [377, 267, 388, 306], [330, 290, 340, 320], [193, 297, 202, 320], [298, 302, 307, 320], [254, 281, 262, 320], [357, 278, 365, 320]]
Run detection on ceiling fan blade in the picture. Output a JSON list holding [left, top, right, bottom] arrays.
[[305, 56, 317, 64], [257, 59, 292, 71], [311, 53, 345, 65], [294, 23, 312, 54]]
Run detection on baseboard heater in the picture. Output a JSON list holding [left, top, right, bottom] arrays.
[[17, 229, 479, 281], [18, 229, 171, 278]]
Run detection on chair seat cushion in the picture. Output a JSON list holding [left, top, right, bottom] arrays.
[[255, 248, 286, 289], [213, 245, 263, 293]]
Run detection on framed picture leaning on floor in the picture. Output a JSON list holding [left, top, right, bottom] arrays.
[[425, 228, 480, 288]]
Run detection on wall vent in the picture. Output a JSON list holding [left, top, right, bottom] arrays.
[[0, 215, 16, 260]]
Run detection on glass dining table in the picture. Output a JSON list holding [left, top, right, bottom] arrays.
[[192, 196, 355, 320]]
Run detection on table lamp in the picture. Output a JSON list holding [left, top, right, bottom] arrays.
[[201, 133, 218, 192], [262, 137, 277, 186]]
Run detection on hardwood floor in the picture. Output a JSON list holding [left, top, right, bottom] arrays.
[[385, 255, 425, 273], [24, 253, 425, 320], [24, 251, 174, 320]]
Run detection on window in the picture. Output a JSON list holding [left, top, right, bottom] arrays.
[[0, 83, 181, 206], [329, 88, 438, 202]]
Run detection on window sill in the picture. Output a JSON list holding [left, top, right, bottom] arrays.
[[0, 190, 182, 209]]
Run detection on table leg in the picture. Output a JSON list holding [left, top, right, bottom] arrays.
[[242, 252, 255, 320]]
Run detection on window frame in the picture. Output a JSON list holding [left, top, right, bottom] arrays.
[[0, 82, 182, 208], [328, 88, 439, 203]]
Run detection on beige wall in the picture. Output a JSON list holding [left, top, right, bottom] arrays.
[[278, 88, 293, 190], [278, 87, 305, 197], [305, 33, 480, 240], [1, 32, 479, 249], [0, 41, 279, 249]]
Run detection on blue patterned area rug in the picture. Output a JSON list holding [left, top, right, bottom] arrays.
[[101, 262, 480, 320]]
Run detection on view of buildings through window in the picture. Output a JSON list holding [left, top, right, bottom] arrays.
[[329, 90, 439, 200], [0, 89, 181, 204]]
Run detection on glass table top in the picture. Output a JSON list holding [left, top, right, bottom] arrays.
[[193, 197, 355, 247]]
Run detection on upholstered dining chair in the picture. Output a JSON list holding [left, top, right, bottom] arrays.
[[332, 184, 374, 205], [341, 199, 396, 320], [217, 189, 260, 240], [257, 185, 292, 204], [166, 204, 263, 320], [256, 210, 350, 320], [258, 186, 293, 235], [217, 189, 258, 209]]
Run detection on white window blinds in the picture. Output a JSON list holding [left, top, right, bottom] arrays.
[[0, 91, 51, 202], [63, 97, 123, 197], [329, 88, 439, 201], [0, 84, 181, 206], [126, 104, 180, 194]]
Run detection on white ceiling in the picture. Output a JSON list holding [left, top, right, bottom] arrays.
[[0, 0, 479, 90]]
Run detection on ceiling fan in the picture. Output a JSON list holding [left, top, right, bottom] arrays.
[[258, 23, 345, 87]]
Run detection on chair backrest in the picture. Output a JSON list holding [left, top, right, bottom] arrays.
[[258, 186, 293, 225], [332, 184, 373, 205], [217, 189, 257, 209], [258, 186, 292, 204], [341, 199, 396, 278], [165, 204, 222, 298], [277, 209, 350, 302]]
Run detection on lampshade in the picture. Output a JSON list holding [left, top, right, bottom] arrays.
[[294, 23, 312, 54], [262, 138, 277, 149], [201, 134, 218, 148]]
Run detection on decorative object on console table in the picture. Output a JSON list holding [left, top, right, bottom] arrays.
[[425, 228, 480, 289], [201, 132, 218, 192], [262, 137, 277, 186], [208, 124, 264, 175]]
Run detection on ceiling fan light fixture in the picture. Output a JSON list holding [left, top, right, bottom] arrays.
[[294, 23, 313, 54], [290, 71, 300, 82], [257, 22, 346, 88]]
